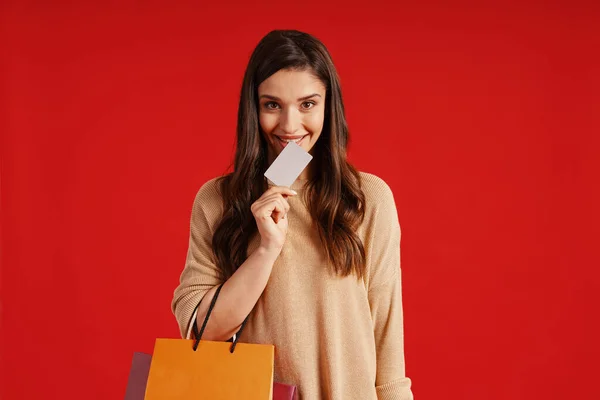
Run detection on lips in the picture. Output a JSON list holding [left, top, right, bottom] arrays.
[[276, 134, 308, 149]]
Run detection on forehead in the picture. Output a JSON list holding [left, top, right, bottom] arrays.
[[258, 69, 326, 98]]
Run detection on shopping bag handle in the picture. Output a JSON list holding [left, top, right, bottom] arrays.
[[191, 283, 249, 353]]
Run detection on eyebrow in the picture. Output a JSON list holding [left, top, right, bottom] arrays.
[[259, 93, 322, 101]]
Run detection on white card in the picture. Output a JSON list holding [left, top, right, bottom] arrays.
[[264, 141, 313, 187]]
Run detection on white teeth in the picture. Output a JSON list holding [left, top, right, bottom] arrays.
[[281, 136, 304, 143]]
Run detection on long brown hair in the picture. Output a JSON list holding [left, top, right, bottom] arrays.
[[212, 30, 366, 280]]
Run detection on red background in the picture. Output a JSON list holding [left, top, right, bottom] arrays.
[[1, 2, 599, 399]]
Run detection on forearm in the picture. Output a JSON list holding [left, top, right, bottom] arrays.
[[195, 245, 279, 341]]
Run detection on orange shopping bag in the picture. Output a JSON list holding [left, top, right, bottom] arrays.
[[144, 284, 275, 399]]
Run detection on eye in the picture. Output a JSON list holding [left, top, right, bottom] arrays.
[[264, 101, 280, 110], [301, 101, 316, 110]]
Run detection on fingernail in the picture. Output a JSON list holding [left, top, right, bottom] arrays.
[[291, 190, 298, 195]]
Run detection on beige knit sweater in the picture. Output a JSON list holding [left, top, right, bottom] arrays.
[[171, 172, 413, 400]]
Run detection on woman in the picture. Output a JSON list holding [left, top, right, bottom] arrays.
[[172, 29, 413, 400]]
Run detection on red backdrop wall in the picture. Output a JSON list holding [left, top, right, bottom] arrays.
[[1, 2, 599, 399]]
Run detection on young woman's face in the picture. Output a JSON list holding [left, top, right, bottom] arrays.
[[258, 68, 327, 162]]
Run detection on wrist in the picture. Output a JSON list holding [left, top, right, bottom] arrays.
[[256, 244, 282, 260]]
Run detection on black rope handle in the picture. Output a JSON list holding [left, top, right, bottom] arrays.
[[191, 284, 250, 353]]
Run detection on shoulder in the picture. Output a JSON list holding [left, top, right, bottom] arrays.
[[357, 171, 400, 232], [357, 172, 402, 287], [358, 171, 396, 209], [194, 176, 224, 204], [191, 176, 227, 227]]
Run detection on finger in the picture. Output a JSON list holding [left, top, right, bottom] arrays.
[[256, 193, 291, 214], [264, 186, 298, 198], [252, 195, 276, 216], [253, 193, 283, 208], [275, 198, 288, 219], [283, 197, 290, 213], [271, 202, 285, 223], [258, 200, 285, 220], [271, 194, 290, 214]]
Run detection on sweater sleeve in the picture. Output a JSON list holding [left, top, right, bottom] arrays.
[[171, 181, 223, 338], [367, 182, 414, 400]]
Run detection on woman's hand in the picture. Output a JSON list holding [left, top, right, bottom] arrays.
[[250, 186, 297, 253]]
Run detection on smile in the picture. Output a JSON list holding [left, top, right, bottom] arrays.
[[276, 134, 308, 148]]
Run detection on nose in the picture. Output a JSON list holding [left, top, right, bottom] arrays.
[[279, 107, 301, 135]]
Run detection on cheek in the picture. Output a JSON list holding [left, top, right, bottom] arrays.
[[259, 113, 277, 134], [306, 112, 325, 135]]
